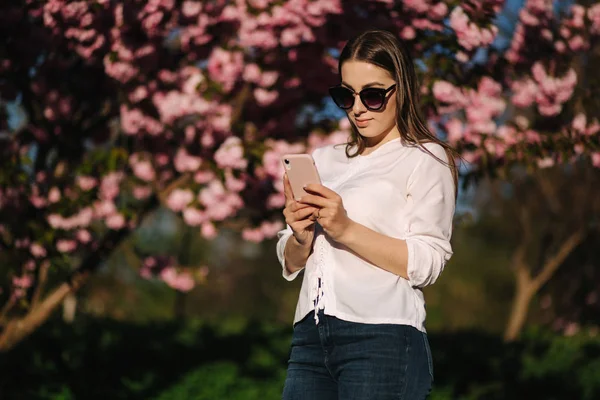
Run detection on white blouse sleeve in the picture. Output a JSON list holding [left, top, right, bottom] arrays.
[[404, 143, 456, 288], [276, 224, 304, 281]]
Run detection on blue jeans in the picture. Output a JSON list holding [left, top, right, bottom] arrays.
[[282, 309, 433, 400]]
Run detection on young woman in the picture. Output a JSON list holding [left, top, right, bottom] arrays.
[[277, 29, 457, 399]]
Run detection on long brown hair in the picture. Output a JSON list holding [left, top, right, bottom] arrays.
[[338, 29, 459, 193]]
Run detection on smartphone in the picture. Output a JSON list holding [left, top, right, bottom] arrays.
[[281, 154, 322, 201]]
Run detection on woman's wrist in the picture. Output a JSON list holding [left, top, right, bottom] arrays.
[[284, 234, 312, 273], [336, 219, 359, 247]]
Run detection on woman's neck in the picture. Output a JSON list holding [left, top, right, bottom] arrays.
[[362, 126, 401, 154]]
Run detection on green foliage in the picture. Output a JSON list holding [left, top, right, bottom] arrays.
[[152, 362, 284, 400], [1, 316, 600, 400]]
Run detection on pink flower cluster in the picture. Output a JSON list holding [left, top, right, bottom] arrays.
[[571, 113, 600, 137], [449, 7, 498, 51], [214, 136, 248, 170], [198, 180, 244, 221], [505, 0, 552, 63], [242, 220, 285, 243], [11, 274, 33, 300], [129, 153, 156, 182], [139, 255, 196, 292], [589, 4, 600, 35], [214, 0, 342, 50], [207, 48, 244, 93], [511, 63, 577, 116], [152, 91, 211, 126], [433, 77, 506, 143], [174, 148, 202, 173], [43, 0, 107, 60], [120, 105, 163, 136]]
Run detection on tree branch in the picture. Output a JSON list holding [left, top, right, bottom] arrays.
[[30, 261, 49, 310], [530, 228, 587, 293]]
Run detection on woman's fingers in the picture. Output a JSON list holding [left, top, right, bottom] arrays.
[[283, 174, 295, 204], [292, 218, 316, 231], [289, 201, 313, 213], [286, 205, 317, 225]]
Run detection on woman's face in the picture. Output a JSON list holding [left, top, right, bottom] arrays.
[[340, 60, 398, 144]]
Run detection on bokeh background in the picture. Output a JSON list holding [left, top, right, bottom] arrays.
[[1, 0, 600, 399]]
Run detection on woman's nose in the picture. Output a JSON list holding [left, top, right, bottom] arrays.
[[352, 93, 366, 114]]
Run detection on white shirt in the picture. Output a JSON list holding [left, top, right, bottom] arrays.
[[275, 138, 455, 332]]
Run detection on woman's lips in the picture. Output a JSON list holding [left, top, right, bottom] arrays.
[[355, 119, 371, 128]]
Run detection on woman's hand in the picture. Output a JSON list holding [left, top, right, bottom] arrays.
[[299, 184, 353, 243], [282, 174, 318, 246]]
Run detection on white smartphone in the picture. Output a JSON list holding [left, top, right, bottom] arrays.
[[281, 153, 322, 201]]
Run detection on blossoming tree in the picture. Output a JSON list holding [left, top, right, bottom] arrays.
[[1, 0, 599, 350]]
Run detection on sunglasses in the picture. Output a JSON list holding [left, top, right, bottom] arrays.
[[329, 84, 396, 111]]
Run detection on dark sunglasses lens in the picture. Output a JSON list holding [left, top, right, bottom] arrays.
[[361, 89, 385, 110], [329, 87, 354, 109]]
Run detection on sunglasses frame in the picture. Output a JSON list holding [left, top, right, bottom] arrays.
[[329, 84, 396, 111]]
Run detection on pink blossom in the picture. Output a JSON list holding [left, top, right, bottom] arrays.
[[174, 148, 202, 172], [13, 275, 33, 289], [207, 48, 244, 92], [76, 229, 92, 243], [152, 91, 210, 125], [568, 36, 585, 51], [104, 58, 139, 83], [48, 187, 61, 203], [400, 26, 416, 40], [166, 189, 194, 212], [563, 322, 580, 337], [183, 208, 207, 226], [572, 113, 586, 133], [160, 267, 195, 292], [248, 0, 271, 9], [24, 260, 37, 271], [15, 238, 31, 249], [243, 63, 261, 83], [57, 239, 77, 253], [260, 71, 279, 87], [130, 157, 156, 182], [537, 157, 555, 168], [267, 193, 286, 209], [185, 126, 196, 142], [432, 81, 466, 105], [261, 220, 284, 238], [106, 213, 126, 230], [129, 86, 149, 103], [133, 186, 153, 200], [100, 172, 123, 200], [592, 153, 600, 168], [430, 2, 448, 18], [30, 243, 47, 258], [182, 68, 204, 94], [224, 170, 246, 192], [76, 176, 97, 191], [94, 200, 117, 218], [445, 118, 464, 144], [194, 170, 216, 184], [449, 7, 498, 50], [242, 228, 264, 243], [511, 79, 537, 108], [214, 136, 248, 170], [403, 0, 428, 13], [254, 88, 278, 106], [456, 51, 469, 63], [182, 1, 202, 17], [201, 222, 217, 239]]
